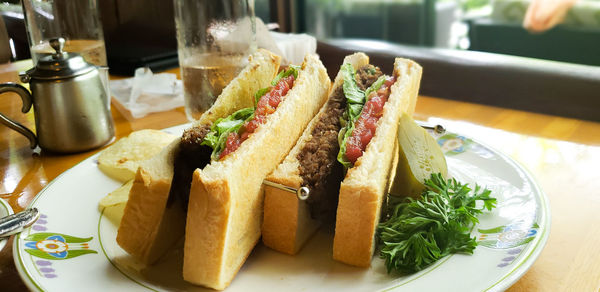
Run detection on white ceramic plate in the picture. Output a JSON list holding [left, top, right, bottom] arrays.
[[13, 124, 550, 291], [0, 197, 14, 251]]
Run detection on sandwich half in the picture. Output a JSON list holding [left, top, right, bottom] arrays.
[[261, 53, 368, 255], [116, 49, 281, 265], [182, 53, 331, 290], [333, 57, 421, 267], [261, 53, 423, 267]]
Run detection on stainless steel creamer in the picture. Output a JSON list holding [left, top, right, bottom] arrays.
[[0, 38, 114, 153]]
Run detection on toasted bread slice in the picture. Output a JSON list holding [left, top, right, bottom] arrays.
[[116, 49, 281, 265], [115, 140, 184, 263], [262, 52, 370, 255], [332, 58, 422, 267], [183, 54, 331, 290]]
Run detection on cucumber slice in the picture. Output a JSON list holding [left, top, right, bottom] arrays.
[[389, 114, 448, 198]]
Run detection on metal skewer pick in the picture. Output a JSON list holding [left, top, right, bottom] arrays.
[[418, 123, 446, 135], [261, 123, 445, 200], [262, 180, 310, 201]]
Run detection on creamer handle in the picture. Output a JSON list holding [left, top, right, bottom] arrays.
[[0, 83, 37, 149]]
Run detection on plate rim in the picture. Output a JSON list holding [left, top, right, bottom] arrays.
[[12, 125, 551, 292], [463, 136, 551, 292]]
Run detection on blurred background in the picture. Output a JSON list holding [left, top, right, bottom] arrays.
[[0, 0, 597, 121], [0, 0, 598, 66], [258, 0, 600, 66]]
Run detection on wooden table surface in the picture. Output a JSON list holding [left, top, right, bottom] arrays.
[[1, 60, 599, 291]]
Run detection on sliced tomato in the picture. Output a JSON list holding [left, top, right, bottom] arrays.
[[220, 74, 295, 159], [219, 132, 241, 160], [344, 76, 395, 164], [345, 136, 363, 163]]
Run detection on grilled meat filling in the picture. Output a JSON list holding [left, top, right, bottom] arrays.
[[297, 65, 383, 218], [168, 125, 212, 211], [356, 66, 383, 91]]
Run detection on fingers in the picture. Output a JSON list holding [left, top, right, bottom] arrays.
[[523, 0, 577, 33]]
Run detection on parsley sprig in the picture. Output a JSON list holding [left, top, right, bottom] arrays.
[[377, 173, 496, 273]]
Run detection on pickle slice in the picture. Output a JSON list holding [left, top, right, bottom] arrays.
[[389, 114, 448, 198]]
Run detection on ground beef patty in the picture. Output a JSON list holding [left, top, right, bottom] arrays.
[[356, 65, 383, 91], [297, 64, 383, 218], [168, 124, 212, 211]]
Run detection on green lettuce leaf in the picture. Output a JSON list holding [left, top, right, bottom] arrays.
[[364, 76, 386, 100], [348, 103, 363, 119], [337, 125, 353, 168], [201, 107, 254, 160], [271, 65, 301, 86], [336, 64, 388, 168], [341, 63, 365, 105]]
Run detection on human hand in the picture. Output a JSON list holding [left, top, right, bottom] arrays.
[[523, 0, 577, 32]]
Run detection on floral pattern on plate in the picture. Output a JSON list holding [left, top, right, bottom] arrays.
[[24, 232, 96, 260], [21, 213, 97, 279], [437, 133, 473, 155]]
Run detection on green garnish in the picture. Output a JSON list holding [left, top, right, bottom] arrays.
[[341, 63, 365, 106], [364, 76, 386, 101], [201, 108, 254, 160], [271, 64, 300, 86], [203, 65, 301, 160], [337, 63, 387, 168], [377, 173, 496, 274]]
